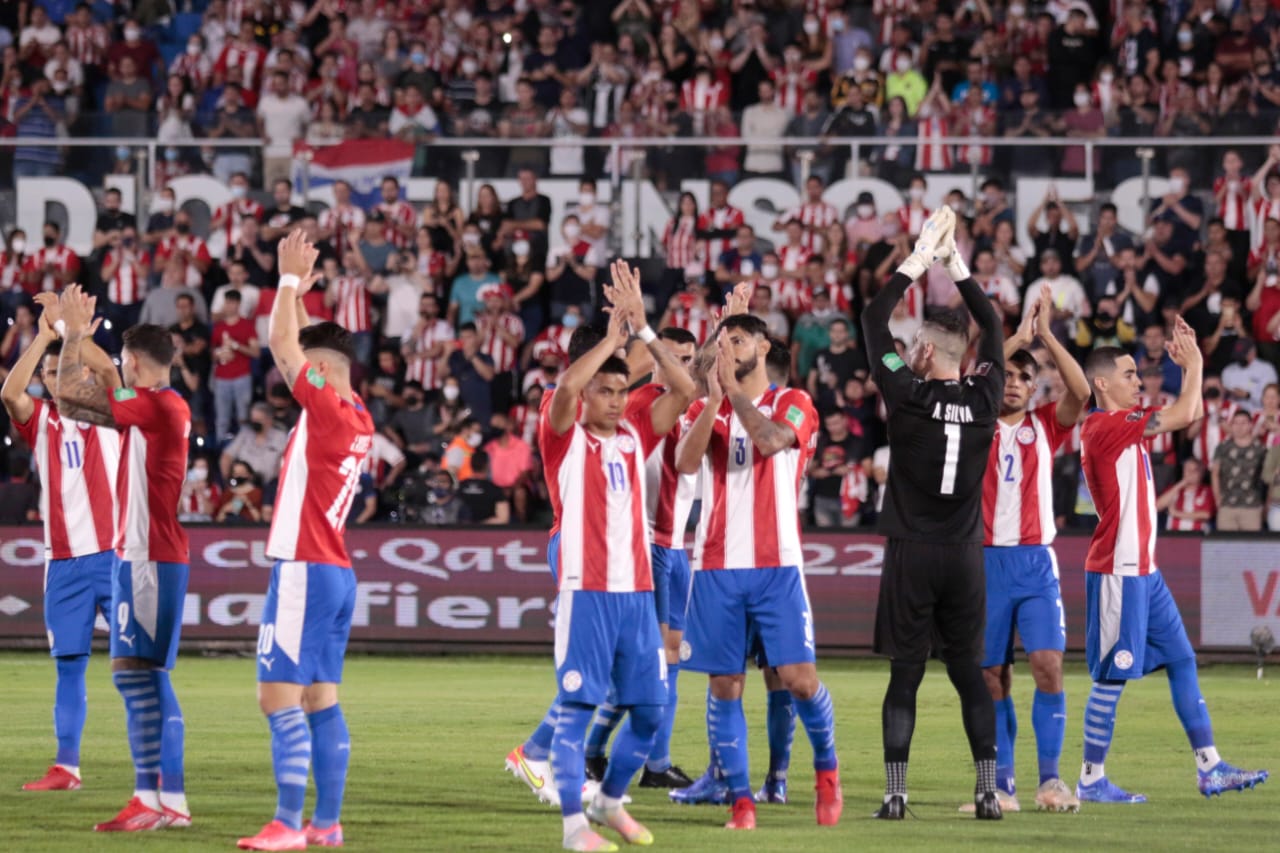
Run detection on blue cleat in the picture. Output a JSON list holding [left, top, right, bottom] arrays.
[[1076, 777, 1147, 804], [754, 775, 788, 804], [1198, 763, 1269, 798], [668, 768, 729, 805]]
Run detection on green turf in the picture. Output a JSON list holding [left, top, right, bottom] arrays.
[[0, 653, 1274, 851]]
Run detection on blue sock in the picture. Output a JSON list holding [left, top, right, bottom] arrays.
[[268, 707, 312, 830], [523, 699, 559, 761], [585, 702, 624, 760], [995, 696, 1016, 794], [1032, 689, 1067, 785], [550, 702, 594, 817], [1166, 659, 1214, 750], [152, 671, 185, 794], [604, 704, 661, 798], [794, 684, 837, 773], [309, 705, 350, 830], [766, 689, 796, 779], [113, 670, 161, 792], [707, 695, 750, 802], [54, 656, 89, 767], [1082, 682, 1124, 768], [646, 662, 679, 772]]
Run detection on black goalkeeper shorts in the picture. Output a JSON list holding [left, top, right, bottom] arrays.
[[874, 539, 985, 664]]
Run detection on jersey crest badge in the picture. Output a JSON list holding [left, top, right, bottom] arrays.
[[882, 352, 905, 372], [113, 388, 137, 401], [1016, 425, 1036, 446], [1114, 650, 1134, 670], [616, 434, 636, 454], [561, 670, 583, 692]]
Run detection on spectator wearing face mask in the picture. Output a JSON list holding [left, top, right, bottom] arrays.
[[220, 401, 288, 485], [444, 418, 485, 481], [458, 449, 512, 524], [421, 469, 465, 526], [387, 381, 441, 465], [215, 459, 265, 523], [179, 457, 221, 523], [1147, 166, 1205, 256]]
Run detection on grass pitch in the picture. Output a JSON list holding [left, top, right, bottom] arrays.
[[0, 653, 1274, 851]]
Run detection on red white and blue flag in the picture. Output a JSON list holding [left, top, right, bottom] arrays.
[[292, 140, 415, 208]]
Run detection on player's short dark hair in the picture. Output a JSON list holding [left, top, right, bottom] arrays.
[[1008, 349, 1038, 373], [298, 322, 355, 362], [718, 313, 768, 339], [567, 324, 606, 362], [42, 340, 63, 359], [923, 309, 970, 343], [1084, 346, 1127, 380], [123, 324, 176, 367], [597, 355, 630, 379], [658, 327, 696, 346]]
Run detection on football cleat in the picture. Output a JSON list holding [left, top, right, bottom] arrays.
[[563, 826, 619, 852], [1035, 778, 1081, 813], [582, 780, 631, 806], [586, 801, 653, 846], [94, 797, 168, 832], [639, 765, 694, 789], [974, 791, 1004, 820], [669, 768, 729, 805], [236, 820, 307, 851], [22, 765, 81, 791], [585, 756, 608, 783], [959, 789, 1021, 813], [1198, 762, 1269, 798], [1076, 777, 1146, 804], [754, 775, 788, 804], [725, 796, 756, 830], [305, 821, 345, 847], [505, 744, 559, 806], [814, 769, 843, 826], [873, 795, 906, 820], [162, 806, 192, 828]]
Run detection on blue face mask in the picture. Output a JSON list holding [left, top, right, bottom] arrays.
[[562, 314, 580, 329], [410, 51, 427, 66]]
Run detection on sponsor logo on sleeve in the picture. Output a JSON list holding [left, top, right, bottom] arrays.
[[113, 388, 137, 401], [785, 405, 805, 428], [882, 353, 905, 372]]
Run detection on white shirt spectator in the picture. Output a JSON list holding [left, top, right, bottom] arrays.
[[1023, 274, 1090, 327], [21, 22, 62, 51], [44, 57, 84, 88], [382, 274, 422, 340], [256, 91, 309, 158], [573, 200, 611, 260], [740, 101, 790, 174], [1223, 357, 1280, 413], [210, 282, 260, 320], [389, 104, 440, 137]]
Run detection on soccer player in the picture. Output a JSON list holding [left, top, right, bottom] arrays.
[[862, 206, 1005, 820], [543, 302, 668, 852], [53, 284, 192, 831], [966, 284, 1089, 814], [1077, 325, 1268, 803], [676, 314, 842, 831], [238, 231, 374, 851], [3, 293, 120, 792]]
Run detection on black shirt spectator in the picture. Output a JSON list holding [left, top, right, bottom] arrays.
[[458, 451, 510, 523], [447, 324, 496, 426], [1047, 11, 1097, 109]]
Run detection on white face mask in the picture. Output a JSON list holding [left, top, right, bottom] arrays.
[[831, 17, 845, 33], [709, 34, 724, 52], [1169, 177, 1186, 194], [740, 259, 755, 276], [856, 204, 873, 218], [564, 223, 581, 240], [579, 192, 595, 208], [853, 55, 870, 72], [908, 186, 925, 201], [895, 56, 911, 73], [187, 467, 208, 482], [803, 19, 820, 35], [462, 232, 481, 245], [1099, 71, 1114, 84], [10, 238, 25, 254], [187, 42, 200, 56], [760, 263, 779, 279], [52, 80, 68, 94], [442, 385, 460, 401], [1074, 91, 1091, 107], [461, 57, 478, 76], [467, 432, 483, 447], [125, 27, 141, 42], [153, 199, 174, 214], [231, 184, 247, 199], [1009, 3, 1025, 16], [512, 240, 530, 257]]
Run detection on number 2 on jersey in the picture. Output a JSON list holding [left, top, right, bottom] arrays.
[[940, 423, 961, 495], [1002, 453, 1015, 483]]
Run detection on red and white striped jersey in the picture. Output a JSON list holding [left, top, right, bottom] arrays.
[[689, 387, 818, 571], [1192, 398, 1240, 462], [667, 302, 715, 344], [1138, 390, 1176, 461], [785, 202, 839, 252], [103, 249, 150, 306], [13, 400, 119, 560], [23, 246, 80, 294], [1081, 407, 1158, 576], [214, 198, 265, 249], [915, 116, 952, 171], [679, 77, 727, 114], [215, 42, 267, 91], [329, 275, 371, 333], [169, 52, 213, 91], [778, 244, 812, 277], [510, 403, 539, 446], [1161, 482, 1214, 532], [1253, 197, 1280, 248], [403, 318, 454, 389], [65, 23, 109, 68], [319, 203, 366, 260], [478, 310, 525, 373], [630, 384, 697, 549], [533, 324, 574, 358], [154, 235, 212, 288], [952, 104, 995, 167], [697, 205, 745, 273], [896, 205, 931, 239], [376, 200, 417, 249], [108, 387, 190, 565], [1215, 176, 1252, 231], [773, 277, 814, 315], [771, 67, 817, 115], [983, 403, 1073, 547], [543, 415, 661, 593], [267, 363, 375, 567], [873, 0, 913, 44], [662, 216, 701, 270], [840, 465, 869, 519]]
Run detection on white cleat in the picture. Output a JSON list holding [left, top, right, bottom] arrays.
[[1035, 778, 1081, 813], [505, 745, 560, 806]]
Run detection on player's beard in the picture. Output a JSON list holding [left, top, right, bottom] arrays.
[[734, 356, 757, 381]]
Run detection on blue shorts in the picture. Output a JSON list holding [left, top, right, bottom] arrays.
[[257, 561, 357, 686], [554, 589, 666, 707], [982, 545, 1067, 667], [45, 551, 114, 658], [683, 567, 815, 675], [652, 545, 691, 632], [111, 558, 189, 669], [1085, 570, 1195, 682]]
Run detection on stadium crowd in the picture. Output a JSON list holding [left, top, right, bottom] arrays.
[[3, 0, 1280, 533]]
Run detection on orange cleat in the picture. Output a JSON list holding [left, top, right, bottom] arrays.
[[815, 768, 844, 826], [306, 821, 345, 847], [237, 820, 307, 851], [94, 797, 168, 832], [725, 795, 757, 830], [22, 766, 81, 791]]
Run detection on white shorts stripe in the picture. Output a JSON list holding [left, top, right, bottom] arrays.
[[131, 560, 159, 640], [554, 590, 574, 668], [274, 561, 309, 666], [1098, 574, 1124, 663]]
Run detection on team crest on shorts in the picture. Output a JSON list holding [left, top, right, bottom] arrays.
[[616, 434, 636, 454], [561, 670, 583, 692], [679, 641, 692, 662], [1114, 650, 1134, 670], [1016, 425, 1037, 446]]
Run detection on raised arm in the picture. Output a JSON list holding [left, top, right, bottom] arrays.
[[0, 307, 54, 426], [269, 230, 321, 390], [1027, 284, 1089, 426], [54, 285, 115, 428], [1145, 316, 1203, 436], [675, 369, 721, 475], [34, 292, 119, 391], [864, 206, 955, 362], [547, 306, 630, 436], [944, 245, 1004, 369], [719, 333, 796, 457]]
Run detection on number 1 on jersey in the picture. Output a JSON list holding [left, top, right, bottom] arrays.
[[940, 423, 960, 495]]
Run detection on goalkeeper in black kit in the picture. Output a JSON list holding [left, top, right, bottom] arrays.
[[861, 206, 1006, 820]]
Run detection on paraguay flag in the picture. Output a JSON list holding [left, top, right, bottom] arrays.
[[292, 139, 414, 207]]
